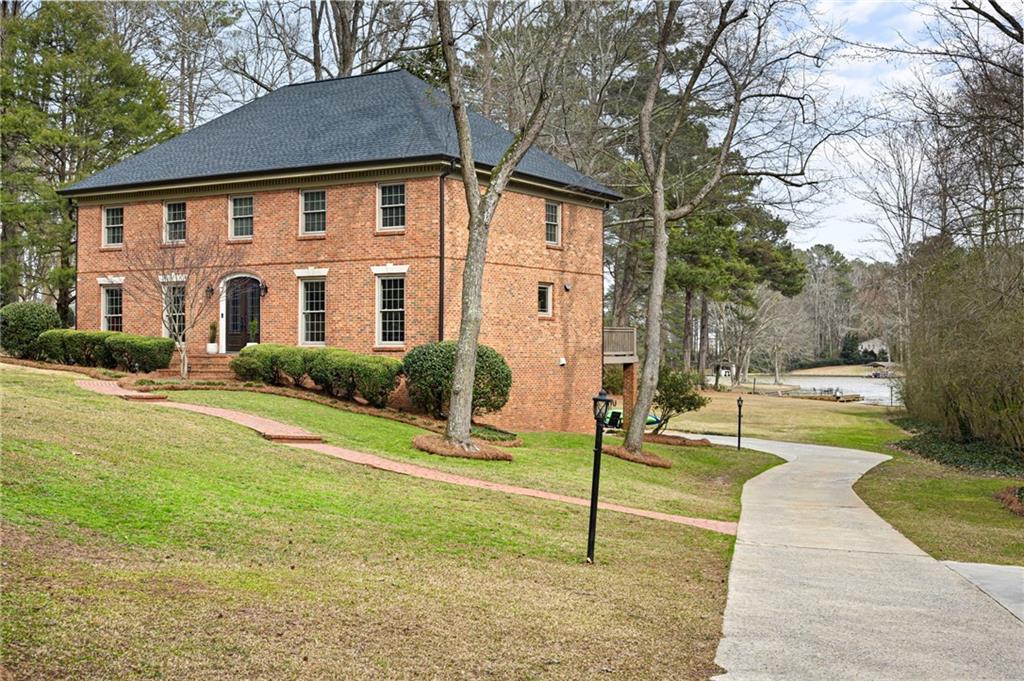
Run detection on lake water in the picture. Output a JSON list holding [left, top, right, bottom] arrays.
[[778, 375, 902, 406]]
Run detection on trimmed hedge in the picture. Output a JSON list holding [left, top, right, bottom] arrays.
[[231, 344, 403, 408], [402, 341, 512, 418], [0, 302, 61, 359], [35, 329, 173, 372], [37, 328, 72, 364], [64, 330, 118, 368], [105, 334, 175, 373]]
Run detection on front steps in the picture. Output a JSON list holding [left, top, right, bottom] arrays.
[[152, 353, 235, 381]]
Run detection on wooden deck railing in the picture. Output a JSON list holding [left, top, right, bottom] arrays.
[[603, 327, 638, 363]]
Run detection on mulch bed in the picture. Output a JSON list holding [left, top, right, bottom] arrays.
[[412, 434, 513, 461], [995, 486, 1024, 517], [602, 444, 672, 469], [643, 433, 712, 447]]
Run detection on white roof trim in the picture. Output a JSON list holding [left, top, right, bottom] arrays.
[[96, 276, 124, 285], [370, 263, 409, 275], [294, 267, 329, 278], [158, 273, 186, 283]]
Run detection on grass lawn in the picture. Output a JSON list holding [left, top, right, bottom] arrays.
[[163, 390, 780, 522], [2, 365, 757, 679], [670, 391, 1024, 565], [784, 364, 886, 377]]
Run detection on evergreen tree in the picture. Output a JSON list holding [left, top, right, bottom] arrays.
[[0, 3, 176, 321]]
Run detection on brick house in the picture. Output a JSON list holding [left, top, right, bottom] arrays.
[[60, 70, 624, 433]]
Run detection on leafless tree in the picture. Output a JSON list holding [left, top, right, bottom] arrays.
[[622, 0, 852, 453], [436, 0, 581, 451], [116, 227, 240, 378]]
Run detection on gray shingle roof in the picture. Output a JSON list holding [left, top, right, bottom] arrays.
[[61, 69, 619, 200]]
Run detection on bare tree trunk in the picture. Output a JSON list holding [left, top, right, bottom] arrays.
[[624, 194, 668, 451], [698, 293, 710, 385], [437, 0, 578, 450], [681, 288, 694, 370], [309, 0, 324, 80]]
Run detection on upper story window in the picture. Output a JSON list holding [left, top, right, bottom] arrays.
[[376, 275, 405, 345], [103, 207, 124, 246], [378, 183, 406, 230], [538, 282, 553, 317], [102, 286, 123, 331], [231, 196, 253, 239], [301, 190, 326, 234], [165, 202, 187, 242], [300, 278, 326, 344], [544, 201, 561, 246]]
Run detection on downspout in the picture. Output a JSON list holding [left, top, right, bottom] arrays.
[[438, 161, 452, 341]]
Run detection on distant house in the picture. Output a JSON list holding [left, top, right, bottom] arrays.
[[858, 337, 888, 357], [59, 70, 623, 433]]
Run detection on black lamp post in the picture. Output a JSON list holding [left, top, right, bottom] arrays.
[[587, 389, 613, 563], [737, 396, 744, 450]]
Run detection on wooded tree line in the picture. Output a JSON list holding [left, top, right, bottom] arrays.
[[846, 0, 1023, 449], [2, 1, 1017, 452]]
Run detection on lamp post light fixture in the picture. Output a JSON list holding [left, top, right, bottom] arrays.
[[587, 389, 614, 564], [737, 396, 744, 450]]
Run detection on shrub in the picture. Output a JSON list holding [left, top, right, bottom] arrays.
[[233, 344, 402, 407], [651, 367, 709, 434], [64, 330, 118, 368], [37, 328, 73, 364], [602, 364, 624, 394], [104, 334, 175, 372], [0, 302, 61, 359], [403, 341, 512, 419]]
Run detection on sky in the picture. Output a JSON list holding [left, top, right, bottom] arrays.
[[792, 0, 932, 261]]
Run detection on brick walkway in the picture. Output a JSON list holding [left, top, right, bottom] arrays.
[[77, 379, 737, 536]]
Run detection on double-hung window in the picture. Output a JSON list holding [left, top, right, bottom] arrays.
[[376, 275, 405, 345], [378, 183, 406, 230], [538, 283, 553, 317], [165, 202, 187, 242], [103, 207, 124, 247], [164, 284, 185, 341], [102, 286, 123, 331], [301, 190, 326, 234], [300, 279, 326, 344], [231, 196, 254, 238], [544, 201, 561, 246]]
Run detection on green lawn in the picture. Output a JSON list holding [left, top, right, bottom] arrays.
[[2, 365, 754, 679], [164, 390, 780, 522], [671, 390, 1024, 565]]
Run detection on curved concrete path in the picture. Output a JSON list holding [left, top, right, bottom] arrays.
[[75, 380, 736, 535], [683, 434, 1024, 680]]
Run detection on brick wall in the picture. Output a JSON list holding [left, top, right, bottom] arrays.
[[76, 172, 605, 433]]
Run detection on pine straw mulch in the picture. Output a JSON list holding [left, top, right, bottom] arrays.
[[995, 486, 1024, 517], [602, 444, 672, 469], [643, 433, 712, 447], [412, 434, 513, 461]]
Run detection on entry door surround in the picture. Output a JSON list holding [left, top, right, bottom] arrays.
[[219, 274, 262, 353]]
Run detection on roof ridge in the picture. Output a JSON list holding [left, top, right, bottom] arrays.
[[285, 68, 405, 88]]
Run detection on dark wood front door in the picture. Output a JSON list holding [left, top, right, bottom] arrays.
[[225, 278, 261, 352]]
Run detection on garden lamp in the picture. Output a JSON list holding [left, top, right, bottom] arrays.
[[587, 389, 614, 563]]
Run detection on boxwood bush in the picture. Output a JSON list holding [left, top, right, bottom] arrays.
[[0, 302, 61, 359], [232, 344, 402, 408], [103, 334, 175, 372], [402, 341, 512, 419], [64, 330, 119, 368], [37, 328, 73, 364]]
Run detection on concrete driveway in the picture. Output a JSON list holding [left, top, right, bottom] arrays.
[[682, 434, 1024, 680]]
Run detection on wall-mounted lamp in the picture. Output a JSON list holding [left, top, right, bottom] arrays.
[[205, 285, 214, 299], [260, 282, 269, 297]]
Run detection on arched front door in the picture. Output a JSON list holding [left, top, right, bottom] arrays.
[[225, 277, 261, 352]]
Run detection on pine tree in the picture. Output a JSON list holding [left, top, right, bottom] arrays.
[[0, 3, 176, 322]]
